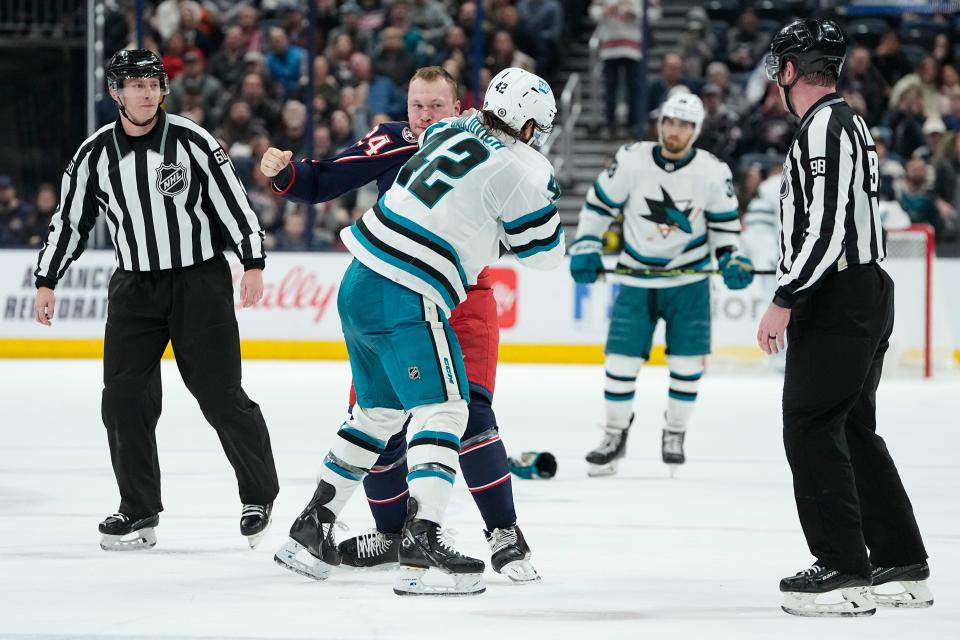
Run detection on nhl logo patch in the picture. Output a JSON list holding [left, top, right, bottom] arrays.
[[155, 162, 188, 197], [402, 127, 417, 143], [408, 366, 421, 380]]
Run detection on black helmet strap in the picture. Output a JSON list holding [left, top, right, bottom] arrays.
[[776, 57, 801, 118]]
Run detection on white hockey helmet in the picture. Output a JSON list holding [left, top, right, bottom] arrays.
[[658, 91, 705, 148], [482, 67, 557, 148]]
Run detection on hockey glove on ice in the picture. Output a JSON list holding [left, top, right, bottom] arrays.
[[569, 236, 604, 284], [718, 251, 755, 290], [508, 451, 558, 479]]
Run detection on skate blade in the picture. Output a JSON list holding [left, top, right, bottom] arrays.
[[781, 587, 876, 617], [100, 527, 157, 551], [393, 566, 485, 596], [868, 580, 934, 608], [244, 517, 272, 550], [587, 461, 619, 477], [500, 559, 541, 584], [273, 538, 332, 581], [666, 463, 680, 479], [339, 561, 399, 573]]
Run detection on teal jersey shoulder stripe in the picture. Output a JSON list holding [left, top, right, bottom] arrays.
[[515, 227, 563, 258], [593, 180, 625, 209], [705, 209, 739, 222], [349, 224, 457, 310], [378, 198, 468, 288], [503, 203, 557, 232]]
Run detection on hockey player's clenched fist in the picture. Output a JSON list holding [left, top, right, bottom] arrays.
[[260, 147, 293, 178]]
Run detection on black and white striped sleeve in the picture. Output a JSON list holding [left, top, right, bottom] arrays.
[[183, 124, 266, 270], [34, 136, 104, 289], [775, 109, 852, 308]]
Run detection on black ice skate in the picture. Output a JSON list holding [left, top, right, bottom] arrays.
[[485, 524, 540, 584], [274, 481, 341, 581], [868, 562, 934, 608], [99, 512, 159, 551], [240, 502, 272, 549], [393, 498, 485, 596], [779, 564, 875, 617], [585, 420, 631, 477], [661, 428, 685, 477], [338, 530, 401, 569]]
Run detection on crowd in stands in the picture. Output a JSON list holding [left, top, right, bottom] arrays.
[[596, 1, 960, 254], [2, 0, 959, 256]]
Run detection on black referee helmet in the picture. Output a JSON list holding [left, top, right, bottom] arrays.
[[106, 49, 170, 94], [765, 19, 848, 116]]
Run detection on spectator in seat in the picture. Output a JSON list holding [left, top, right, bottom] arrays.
[[167, 50, 225, 122], [706, 61, 749, 117], [273, 100, 309, 159], [591, 0, 646, 140], [216, 100, 268, 159], [208, 25, 248, 91], [886, 86, 928, 159], [239, 72, 282, 134], [22, 183, 58, 248], [235, 5, 263, 53], [840, 46, 889, 125], [934, 132, 960, 236], [648, 52, 692, 111], [375, 26, 417, 87], [410, 0, 453, 45], [517, 0, 564, 82], [266, 27, 307, 99], [725, 9, 768, 73], [943, 87, 960, 131], [486, 29, 536, 75], [698, 83, 741, 163], [872, 29, 913, 88], [900, 155, 956, 239], [0, 175, 32, 246], [890, 55, 942, 118]]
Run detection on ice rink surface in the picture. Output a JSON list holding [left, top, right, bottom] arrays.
[[1, 359, 957, 640]]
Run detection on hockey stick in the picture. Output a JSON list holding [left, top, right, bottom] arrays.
[[603, 267, 776, 277]]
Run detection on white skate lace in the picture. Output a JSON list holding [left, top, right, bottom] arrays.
[[109, 513, 129, 523], [594, 430, 622, 455], [797, 564, 825, 577], [437, 528, 459, 554], [356, 530, 393, 559], [488, 527, 518, 554], [241, 504, 266, 518]]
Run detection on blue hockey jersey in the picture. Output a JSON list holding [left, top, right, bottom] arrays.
[[271, 121, 419, 203]]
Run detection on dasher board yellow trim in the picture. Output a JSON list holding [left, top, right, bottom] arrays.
[[0, 339, 957, 367]]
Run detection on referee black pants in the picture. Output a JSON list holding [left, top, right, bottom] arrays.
[[101, 255, 279, 517], [783, 263, 927, 576]]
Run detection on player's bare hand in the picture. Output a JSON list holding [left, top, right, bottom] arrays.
[[757, 303, 791, 354], [239, 269, 264, 308], [34, 287, 55, 326], [260, 147, 293, 178]]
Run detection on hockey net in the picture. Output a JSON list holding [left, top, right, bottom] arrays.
[[884, 224, 954, 377]]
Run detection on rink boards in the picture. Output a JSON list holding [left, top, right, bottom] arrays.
[[0, 249, 956, 367]]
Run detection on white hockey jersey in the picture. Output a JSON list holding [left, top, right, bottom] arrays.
[[571, 142, 741, 288], [341, 114, 565, 316], [741, 172, 783, 272]]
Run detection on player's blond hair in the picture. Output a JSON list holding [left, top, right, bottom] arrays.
[[409, 66, 460, 102]]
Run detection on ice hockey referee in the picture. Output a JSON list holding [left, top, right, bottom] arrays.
[[756, 20, 932, 617], [32, 49, 279, 551]]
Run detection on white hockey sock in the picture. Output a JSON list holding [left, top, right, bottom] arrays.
[[604, 353, 642, 431], [665, 355, 704, 432], [320, 406, 406, 517], [407, 400, 468, 524]]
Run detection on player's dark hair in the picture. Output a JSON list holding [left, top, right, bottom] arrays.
[[479, 111, 551, 143]]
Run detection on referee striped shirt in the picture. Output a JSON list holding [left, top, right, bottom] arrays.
[[35, 110, 265, 289], [775, 92, 884, 308]]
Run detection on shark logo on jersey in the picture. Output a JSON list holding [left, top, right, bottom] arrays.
[[155, 162, 188, 197], [643, 186, 695, 236]]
